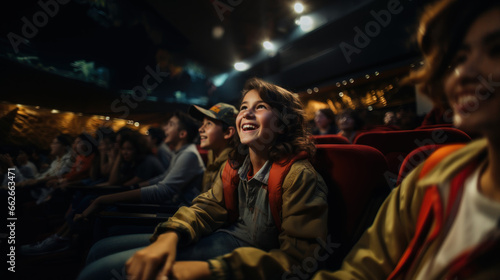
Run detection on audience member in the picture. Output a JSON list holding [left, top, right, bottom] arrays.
[[18, 134, 73, 192], [189, 102, 238, 193], [102, 130, 165, 187], [313, 0, 500, 278], [336, 109, 363, 142], [76, 78, 328, 280], [312, 108, 338, 135], [77, 111, 204, 218], [147, 127, 173, 170], [47, 133, 98, 189]]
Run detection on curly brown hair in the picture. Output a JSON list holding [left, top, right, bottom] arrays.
[[404, 0, 500, 108], [229, 78, 315, 166]]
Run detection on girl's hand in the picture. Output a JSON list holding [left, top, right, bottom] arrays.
[[126, 231, 179, 280]]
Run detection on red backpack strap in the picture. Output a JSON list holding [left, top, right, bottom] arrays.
[[222, 160, 240, 224], [388, 144, 465, 280], [268, 151, 308, 232]]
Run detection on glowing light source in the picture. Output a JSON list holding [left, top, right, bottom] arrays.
[[105, 116, 110, 120], [262, 41, 274, 50], [51, 109, 60, 114], [313, 87, 319, 93], [294, 2, 304, 14], [134, 122, 140, 127], [298, 16, 314, 32], [234, 62, 250, 71]]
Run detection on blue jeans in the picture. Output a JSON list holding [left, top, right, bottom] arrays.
[[77, 231, 251, 280]]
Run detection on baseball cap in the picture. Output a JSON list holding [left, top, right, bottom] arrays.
[[189, 103, 238, 127]]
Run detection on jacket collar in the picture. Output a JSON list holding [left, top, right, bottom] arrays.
[[416, 138, 488, 190]]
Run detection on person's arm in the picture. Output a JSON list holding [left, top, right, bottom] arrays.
[[140, 150, 203, 203], [206, 161, 329, 280], [125, 164, 228, 280], [312, 163, 426, 280], [78, 188, 142, 219]]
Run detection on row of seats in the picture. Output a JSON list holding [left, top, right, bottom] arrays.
[[313, 128, 471, 187]]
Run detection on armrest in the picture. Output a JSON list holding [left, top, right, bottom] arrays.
[[65, 185, 131, 194], [114, 203, 180, 214], [97, 211, 172, 226]]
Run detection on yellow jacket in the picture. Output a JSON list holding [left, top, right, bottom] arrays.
[[152, 158, 328, 279], [314, 138, 500, 280]]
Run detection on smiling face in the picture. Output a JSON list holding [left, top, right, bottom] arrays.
[[163, 116, 182, 146], [443, 8, 500, 137], [236, 89, 281, 152], [199, 117, 226, 151]]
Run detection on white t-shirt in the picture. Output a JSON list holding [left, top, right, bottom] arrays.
[[416, 163, 500, 279]]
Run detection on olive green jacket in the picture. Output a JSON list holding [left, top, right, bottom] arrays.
[[152, 159, 328, 280], [201, 148, 232, 193], [314, 138, 500, 280]]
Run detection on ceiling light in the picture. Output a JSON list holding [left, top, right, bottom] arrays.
[[299, 16, 314, 32], [263, 41, 274, 50], [134, 122, 140, 127], [51, 109, 60, 114], [212, 26, 224, 39], [294, 2, 304, 14], [234, 62, 250, 71]]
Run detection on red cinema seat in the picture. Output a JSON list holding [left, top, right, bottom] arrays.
[[313, 144, 391, 268], [353, 128, 471, 187], [396, 144, 445, 186], [196, 145, 209, 165], [312, 134, 350, 144]]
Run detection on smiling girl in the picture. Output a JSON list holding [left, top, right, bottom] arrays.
[[313, 0, 500, 279], [77, 78, 328, 280]]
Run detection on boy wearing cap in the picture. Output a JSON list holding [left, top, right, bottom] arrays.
[[189, 103, 237, 193]]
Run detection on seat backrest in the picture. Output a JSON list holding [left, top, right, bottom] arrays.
[[196, 145, 209, 165], [396, 144, 445, 185], [313, 144, 390, 264], [353, 128, 471, 187], [312, 134, 350, 144]]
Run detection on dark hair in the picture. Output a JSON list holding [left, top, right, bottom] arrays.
[[230, 78, 315, 166], [56, 134, 73, 147], [147, 127, 166, 145], [336, 109, 364, 131], [404, 0, 500, 108], [172, 111, 200, 144], [318, 108, 336, 122], [119, 130, 151, 162]]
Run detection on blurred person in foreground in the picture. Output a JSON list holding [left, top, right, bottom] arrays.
[[313, 0, 500, 279]]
